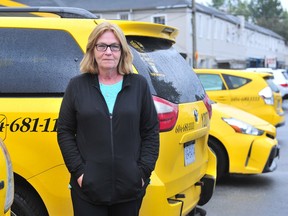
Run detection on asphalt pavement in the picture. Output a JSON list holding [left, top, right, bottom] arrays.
[[203, 100, 288, 216]]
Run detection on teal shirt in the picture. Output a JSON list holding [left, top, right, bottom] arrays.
[[100, 80, 123, 114]]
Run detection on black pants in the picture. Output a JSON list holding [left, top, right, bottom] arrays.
[[71, 189, 143, 216]]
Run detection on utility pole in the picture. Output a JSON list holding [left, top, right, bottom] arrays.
[[192, 0, 198, 68]]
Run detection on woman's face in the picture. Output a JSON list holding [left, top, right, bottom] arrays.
[[94, 31, 121, 72]]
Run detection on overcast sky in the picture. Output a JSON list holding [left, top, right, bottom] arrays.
[[196, 0, 288, 11]]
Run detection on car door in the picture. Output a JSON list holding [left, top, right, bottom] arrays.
[[0, 144, 6, 216], [221, 73, 260, 110], [0, 25, 87, 215], [0, 139, 13, 216], [197, 73, 231, 104]]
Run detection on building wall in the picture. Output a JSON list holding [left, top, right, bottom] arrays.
[[95, 7, 288, 69], [196, 12, 288, 68]]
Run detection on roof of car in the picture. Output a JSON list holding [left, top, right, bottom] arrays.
[[6, 0, 283, 40], [194, 68, 273, 79], [0, 6, 98, 18], [195, 68, 253, 74], [0, 7, 179, 42]]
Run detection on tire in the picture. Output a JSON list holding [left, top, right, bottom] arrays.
[[208, 138, 228, 181], [11, 185, 48, 216]]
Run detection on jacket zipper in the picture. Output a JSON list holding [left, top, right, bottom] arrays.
[[93, 75, 129, 201], [110, 114, 115, 199], [94, 82, 115, 200]]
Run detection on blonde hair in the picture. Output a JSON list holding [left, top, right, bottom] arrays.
[[80, 22, 133, 75]]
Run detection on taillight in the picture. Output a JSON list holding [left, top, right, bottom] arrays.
[[153, 96, 178, 132], [259, 86, 274, 105], [280, 83, 288, 88], [204, 94, 212, 119]]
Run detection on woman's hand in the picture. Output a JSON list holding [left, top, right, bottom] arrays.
[[77, 174, 84, 187]]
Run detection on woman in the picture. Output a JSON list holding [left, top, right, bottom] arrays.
[[57, 21, 159, 216]]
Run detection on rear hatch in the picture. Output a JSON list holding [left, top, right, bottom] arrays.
[[262, 74, 284, 116], [119, 23, 211, 205]]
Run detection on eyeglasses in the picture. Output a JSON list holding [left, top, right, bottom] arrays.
[[95, 44, 121, 52]]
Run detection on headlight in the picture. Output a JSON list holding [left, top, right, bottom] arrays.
[[0, 139, 14, 213], [222, 118, 264, 136]]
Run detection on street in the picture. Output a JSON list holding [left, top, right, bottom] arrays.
[[203, 101, 288, 216]]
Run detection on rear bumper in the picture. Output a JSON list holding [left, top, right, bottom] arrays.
[[198, 175, 216, 206], [275, 121, 285, 128], [273, 112, 285, 127], [141, 148, 217, 215], [263, 145, 280, 173], [198, 148, 216, 206], [141, 174, 202, 216]]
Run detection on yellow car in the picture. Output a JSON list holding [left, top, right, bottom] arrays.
[[210, 102, 280, 180], [195, 68, 285, 127], [0, 139, 14, 216], [0, 7, 216, 216]]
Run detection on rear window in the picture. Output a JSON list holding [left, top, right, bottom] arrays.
[[265, 77, 280, 93], [127, 37, 206, 104], [222, 74, 251, 89], [281, 71, 288, 79], [0, 28, 83, 96]]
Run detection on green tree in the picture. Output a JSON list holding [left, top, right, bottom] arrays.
[[248, 0, 283, 24], [228, 0, 251, 21], [276, 11, 288, 43], [210, 0, 225, 9], [248, 0, 287, 43], [212, 0, 288, 43]]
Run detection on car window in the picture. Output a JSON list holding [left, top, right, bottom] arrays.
[[222, 74, 251, 89], [127, 37, 206, 103], [281, 71, 288, 80], [271, 71, 284, 80], [197, 74, 225, 91], [265, 77, 280, 93], [0, 28, 83, 96]]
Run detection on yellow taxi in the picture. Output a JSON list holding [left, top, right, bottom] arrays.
[[210, 102, 280, 180], [0, 139, 14, 216], [195, 69, 285, 127], [0, 7, 216, 216]]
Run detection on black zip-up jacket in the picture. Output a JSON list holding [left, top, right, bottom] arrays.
[[57, 73, 159, 204]]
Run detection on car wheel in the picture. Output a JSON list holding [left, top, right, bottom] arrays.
[[208, 138, 228, 181], [11, 185, 48, 216]]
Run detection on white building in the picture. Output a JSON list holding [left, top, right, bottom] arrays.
[[13, 0, 288, 69], [85, 0, 288, 69]]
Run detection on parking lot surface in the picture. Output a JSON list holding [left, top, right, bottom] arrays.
[[203, 100, 288, 216]]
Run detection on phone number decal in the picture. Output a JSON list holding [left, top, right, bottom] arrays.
[[0, 117, 57, 133]]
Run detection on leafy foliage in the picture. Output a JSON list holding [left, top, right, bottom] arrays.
[[209, 0, 288, 43], [211, 0, 226, 9]]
